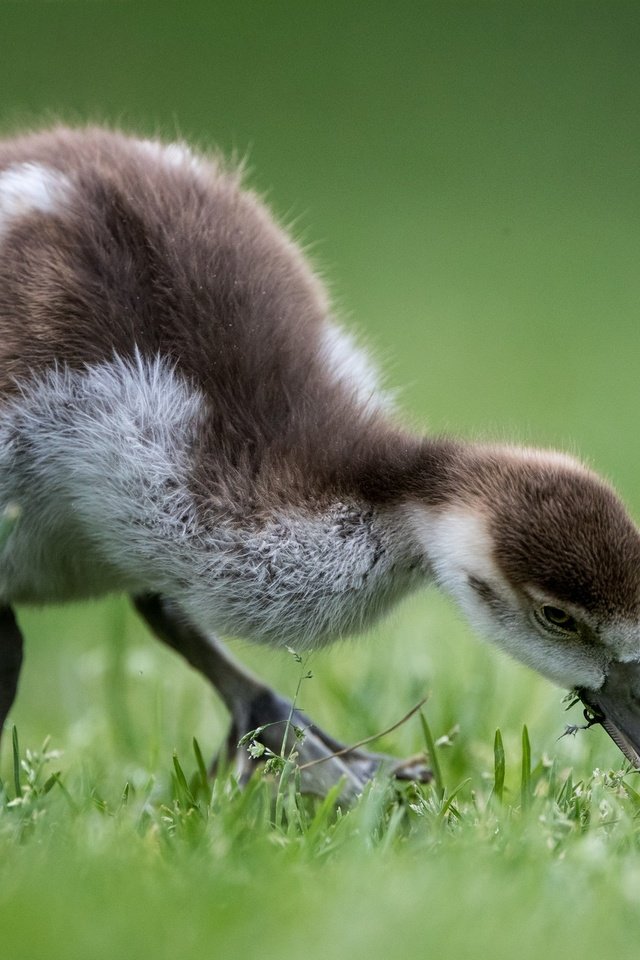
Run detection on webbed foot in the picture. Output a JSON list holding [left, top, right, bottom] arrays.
[[217, 682, 431, 800]]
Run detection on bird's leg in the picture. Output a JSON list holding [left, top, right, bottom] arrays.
[[0, 606, 24, 745], [133, 594, 431, 800]]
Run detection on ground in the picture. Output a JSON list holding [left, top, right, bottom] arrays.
[[2, 592, 640, 960]]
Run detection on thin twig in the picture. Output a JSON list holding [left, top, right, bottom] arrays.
[[298, 695, 429, 770]]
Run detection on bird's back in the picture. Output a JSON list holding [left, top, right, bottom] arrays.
[[0, 126, 405, 511], [0, 128, 326, 403]]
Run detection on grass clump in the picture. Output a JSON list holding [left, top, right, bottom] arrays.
[[2, 719, 640, 960], [3, 597, 640, 960]]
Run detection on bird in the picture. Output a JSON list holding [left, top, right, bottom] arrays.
[[0, 125, 638, 797]]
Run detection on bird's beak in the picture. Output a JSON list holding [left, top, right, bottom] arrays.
[[578, 659, 640, 769]]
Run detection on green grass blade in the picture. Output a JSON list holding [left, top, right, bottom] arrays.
[[305, 780, 345, 845], [520, 724, 531, 811], [621, 779, 640, 808], [12, 725, 22, 798], [419, 711, 444, 799], [192, 737, 209, 796], [547, 757, 558, 801], [493, 728, 505, 804], [437, 778, 471, 825], [172, 751, 197, 809], [557, 770, 573, 809]]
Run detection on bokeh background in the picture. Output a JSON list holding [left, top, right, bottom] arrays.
[[1, 5, 640, 948]]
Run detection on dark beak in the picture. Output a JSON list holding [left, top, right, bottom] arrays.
[[578, 659, 640, 769]]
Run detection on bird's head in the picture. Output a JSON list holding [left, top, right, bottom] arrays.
[[409, 444, 640, 765]]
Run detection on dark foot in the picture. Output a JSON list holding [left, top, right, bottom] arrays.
[[134, 594, 431, 800], [219, 683, 432, 801], [0, 605, 23, 742]]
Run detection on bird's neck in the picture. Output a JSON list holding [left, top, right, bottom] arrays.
[[174, 425, 462, 648]]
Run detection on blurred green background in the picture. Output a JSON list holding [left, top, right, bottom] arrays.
[[1, 2, 640, 957]]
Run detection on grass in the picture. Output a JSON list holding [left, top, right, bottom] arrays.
[[2, 595, 640, 960], [2, 718, 640, 960]]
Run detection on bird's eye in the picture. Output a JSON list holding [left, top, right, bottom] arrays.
[[534, 604, 579, 636]]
